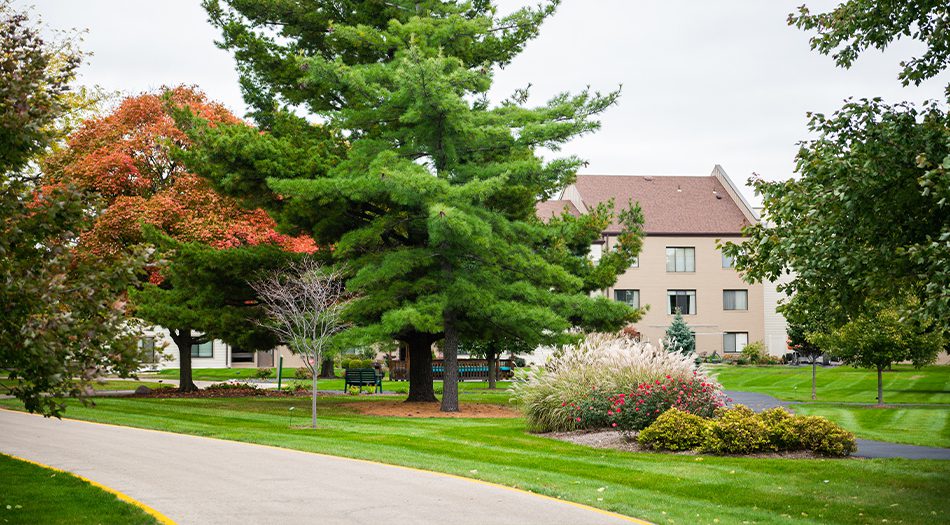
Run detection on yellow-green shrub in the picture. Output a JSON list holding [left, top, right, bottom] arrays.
[[785, 415, 857, 457], [638, 408, 708, 451], [701, 404, 770, 454]]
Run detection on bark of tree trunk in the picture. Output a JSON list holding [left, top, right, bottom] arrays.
[[311, 367, 318, 429], [319, 356, 335, 378], [441, 309, 459, 412], [405, 332, 437, 402], [486, 347, 497, 390], [170, 329, 198, 393], [811, 359, 817, 400], [877, 366, 884, 406]]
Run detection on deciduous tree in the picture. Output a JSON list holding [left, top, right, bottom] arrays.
[[45, 87, 315, 391], [0, 2, 147, 415]]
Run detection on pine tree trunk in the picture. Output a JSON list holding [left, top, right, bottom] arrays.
[[486, 347, 497, 390], [877, 366, 884, 406], [441, 309, 459, 412], [811, 359, 817, 401], [319, 356, 335, 378], [405, 332, 437, 402], [170, 329, 198, 393]]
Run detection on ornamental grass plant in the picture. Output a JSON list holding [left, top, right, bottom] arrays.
[[512, 334, 724, 432]]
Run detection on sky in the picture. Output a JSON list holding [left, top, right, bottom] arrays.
[[22, 0, 950, 204]]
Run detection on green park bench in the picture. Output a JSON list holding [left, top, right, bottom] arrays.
[[344, 368, 383, 393]]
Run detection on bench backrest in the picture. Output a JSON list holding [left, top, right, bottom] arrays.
[[346, 368, 379, 383]]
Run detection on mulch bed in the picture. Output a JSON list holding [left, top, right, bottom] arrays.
[[133, 385, 307, 398], [544, 429, 826, 459], [351, 401, 521, 418]]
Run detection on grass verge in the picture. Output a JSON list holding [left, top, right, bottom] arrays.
[[0, 453, 159, 524], [791, 404, 950, 448]]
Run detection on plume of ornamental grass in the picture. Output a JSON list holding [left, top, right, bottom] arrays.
[[512, 333, 719, 432]]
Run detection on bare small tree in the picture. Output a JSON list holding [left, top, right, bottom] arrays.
[[251, 259, 351, 429]]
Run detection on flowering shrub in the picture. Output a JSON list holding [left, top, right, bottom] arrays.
[[512, 334, 723, 432], [607, 374, 727, 432], [638, 408, 708, 451]]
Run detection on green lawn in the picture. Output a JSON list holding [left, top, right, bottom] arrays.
[[2, 396, 947, 525], [791, 404, 950, 448], [0, 453, 159, 524], [1, 378, 170, 393], [710, 364, 950, 404]]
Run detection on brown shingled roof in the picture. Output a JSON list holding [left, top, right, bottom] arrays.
[[535, 200, 580, 221], [572, 175, 752, 234]]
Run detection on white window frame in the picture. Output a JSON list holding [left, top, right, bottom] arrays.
[[723, 289, 748, 311], [667, 289, 696, 315], [614, 289, 640, 309], [723, 332, 748, 353], [666, 247, 695, 272]]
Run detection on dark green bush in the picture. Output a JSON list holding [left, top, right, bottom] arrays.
[[254, 367, 272, 379], [701, 404, 770, 454], [638, 408, 708, 451], [341, 359, 374, 369]]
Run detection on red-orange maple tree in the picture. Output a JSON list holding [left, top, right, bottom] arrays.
[[44, 86, 314, 390]]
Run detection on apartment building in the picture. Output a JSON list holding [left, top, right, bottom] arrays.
[[538, 165, 786, 357]]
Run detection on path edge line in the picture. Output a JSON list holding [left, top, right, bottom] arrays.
[[2, 451, 176, 525], [1, 407, 649, 524]]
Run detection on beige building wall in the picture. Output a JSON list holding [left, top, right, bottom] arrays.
[[604, 235, 764, 356]]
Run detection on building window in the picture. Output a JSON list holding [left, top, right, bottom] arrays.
[[666, 247, 695, 272], [614, 289, 640, 308], [589, 243, 603, 262], [723, 290, 748, 310], [722, 252, 734, 268], [191, 340, 213, 358], [139, 336, 157, 364], [723, 332, 748, 353], [667, 290, 696, 315], [231, 348, 254, 363]]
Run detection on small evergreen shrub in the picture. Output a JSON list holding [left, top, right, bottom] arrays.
[[759, 407, 801, 450], [701, 405, 770, 454], [342, 359, 374, 369], [254, 367, 272, 379], [294, 367, 313, 380], [638, 408, 708, 451], [785, 416, 857, 457]]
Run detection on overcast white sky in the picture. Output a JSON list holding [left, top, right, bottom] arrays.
[[23, 0, 950, 203]]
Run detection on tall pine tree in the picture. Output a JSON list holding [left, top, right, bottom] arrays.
[[190, 0, 643, 410]]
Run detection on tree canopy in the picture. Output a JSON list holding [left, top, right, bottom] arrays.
[[189, 0, 644, 410], [0, 2, 147, 415], [789, 0, 950, 86]]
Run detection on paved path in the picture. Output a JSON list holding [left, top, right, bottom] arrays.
[[0, 410, 641, 525], [726, 390, 950, 460]]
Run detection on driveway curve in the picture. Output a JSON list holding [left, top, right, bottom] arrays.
[[0, 409, 643, 525]]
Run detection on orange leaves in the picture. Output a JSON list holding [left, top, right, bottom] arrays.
[[48, 86, 316, 261]]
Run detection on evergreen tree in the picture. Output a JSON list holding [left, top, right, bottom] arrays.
[[191, 0, 643, 410], [665, 310, 695, 355]]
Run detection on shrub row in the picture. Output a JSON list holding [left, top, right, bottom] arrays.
[[638, 406, 857, 457], [341, 358, 375, 370]]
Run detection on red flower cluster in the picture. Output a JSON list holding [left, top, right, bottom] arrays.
[[565, 375, 726, 432]]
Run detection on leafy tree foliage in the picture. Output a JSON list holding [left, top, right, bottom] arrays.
[[789, 1, 949, 86], [724, 98, 950, 330], [193, 1, 643, 410], [0, 2, 147, 415], [664, 311, 695, 355], [44, 87, 316, 391], [816, 301, 945, 405]]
